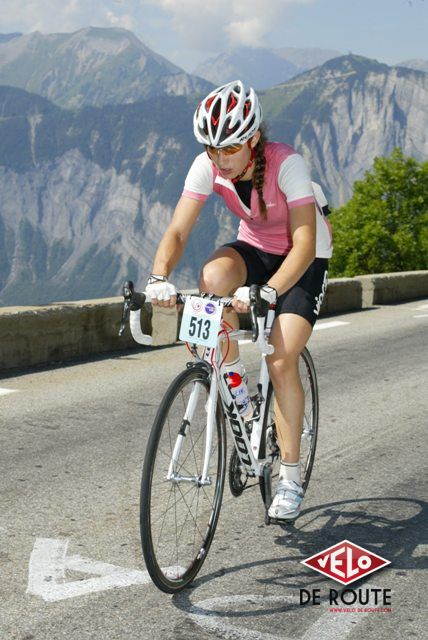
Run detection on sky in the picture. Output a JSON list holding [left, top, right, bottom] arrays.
[[0, 0, 427, 71]]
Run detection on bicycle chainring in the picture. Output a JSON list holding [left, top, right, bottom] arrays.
[[228, 448, 249, 497]]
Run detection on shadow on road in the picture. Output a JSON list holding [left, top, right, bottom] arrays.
[[172, 495, 426, 617], [275, 495, 427, 568]]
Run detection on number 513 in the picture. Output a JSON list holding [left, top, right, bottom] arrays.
[[189, 316, 211, 340]]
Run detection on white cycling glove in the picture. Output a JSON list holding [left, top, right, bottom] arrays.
[[145, 275, 177, 302], [260, 285, 278, 304], [234, 285, 277, 305], [234, 286, 251, 305]]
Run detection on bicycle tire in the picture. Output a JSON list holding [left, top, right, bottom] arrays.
[[140, 365, 226, 593], [259, 347, 319, 502]]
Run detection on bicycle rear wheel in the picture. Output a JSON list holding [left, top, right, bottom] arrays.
[[140, 365, 226, 593], [259, 347, 319, 502]]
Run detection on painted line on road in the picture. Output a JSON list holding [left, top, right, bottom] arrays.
[[0, 388, 18, 396], [414, 303, 428, 310], [188, 593, 369, 640], [314, 321, 350, 331], [27, 538, 185, 601], [238, 321, 350, 344], [27, 538, 153, 601], [412, 544, 428, 557], [413, 314, 428, 318]]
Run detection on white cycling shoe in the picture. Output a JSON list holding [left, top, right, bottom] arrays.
[[268, 479, 304, 520]]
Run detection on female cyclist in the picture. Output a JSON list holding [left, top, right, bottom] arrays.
[[145, 80, 332, 521]]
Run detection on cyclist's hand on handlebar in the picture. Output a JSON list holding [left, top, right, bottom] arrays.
[[232, 286, 251, 312], [260, 285, 278, 304], [146, 275, 177, 307], [233, 284, 278, 313]]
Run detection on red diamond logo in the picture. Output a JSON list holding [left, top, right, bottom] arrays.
[[301, 540, 391, 585]]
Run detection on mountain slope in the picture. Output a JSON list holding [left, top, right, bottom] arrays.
[[193, 46, 341, 89], [262, 55, 428, 203], [0, 28, 212, 108], [0, 33, 22, 43], [398, 58, 428, 73], [0, 86, 235, 305]]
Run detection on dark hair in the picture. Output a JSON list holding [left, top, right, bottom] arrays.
[[252, 125, 268, 219]]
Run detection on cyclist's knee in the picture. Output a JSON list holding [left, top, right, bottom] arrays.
[[199, 264, 241, 295], [199, 248, 246, 295], [200, 263, 227, 294], [268, 353, 300, 383]]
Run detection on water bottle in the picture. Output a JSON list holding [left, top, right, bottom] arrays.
[[226, 371, 253, 420]]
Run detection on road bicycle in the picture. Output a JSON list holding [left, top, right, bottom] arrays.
[[119, 281, 319, 593]]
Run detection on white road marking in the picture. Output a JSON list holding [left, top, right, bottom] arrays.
[[412, 544, 428, 557], [0, 388, 18, 396], [413, 314, 428, 318], [27, 538, 153, 601], [414, 303, 428, 310], [314, 321, 350, 331], [188, 594, 369, 640], [238, 321, 350, 344]]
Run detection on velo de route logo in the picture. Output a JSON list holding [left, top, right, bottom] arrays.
[[299, 540, 392, 613]]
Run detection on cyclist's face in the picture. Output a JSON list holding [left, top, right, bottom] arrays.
[[206, 132, 260, 180]]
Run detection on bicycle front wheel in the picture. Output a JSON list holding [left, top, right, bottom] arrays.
[[259, 347, 319, 502], [140, 365, 226, 593]]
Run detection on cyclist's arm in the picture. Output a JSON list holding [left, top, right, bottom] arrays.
[[266, 152, 317, 296], [151, 195, 205, 277], [267, 203, 316, 296]]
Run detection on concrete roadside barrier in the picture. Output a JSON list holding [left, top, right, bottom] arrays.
[[0, 298, 151, 371], [357, 271, 428, 306], [0, 271, 426, 372], [321, 277, 362, 315]]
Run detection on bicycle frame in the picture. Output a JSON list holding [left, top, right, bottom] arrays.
[[167, 306, 277, 487]]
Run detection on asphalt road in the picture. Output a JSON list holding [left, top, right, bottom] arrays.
[[0, 300, 427, 640]]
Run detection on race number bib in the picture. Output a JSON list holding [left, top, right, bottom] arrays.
[[179, 296, 224, 348]]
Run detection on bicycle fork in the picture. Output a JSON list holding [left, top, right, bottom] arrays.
[[166, 376, 216, 487]]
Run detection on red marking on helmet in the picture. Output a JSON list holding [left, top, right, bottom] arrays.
[[205, 96, 215, 110], [244, 100, 251, 118], [227, 94, 238, 112]]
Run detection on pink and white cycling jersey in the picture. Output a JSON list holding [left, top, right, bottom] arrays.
[[182, 142, 333, 258]]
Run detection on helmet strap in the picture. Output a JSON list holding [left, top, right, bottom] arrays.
[[232, 143, 255, 183]]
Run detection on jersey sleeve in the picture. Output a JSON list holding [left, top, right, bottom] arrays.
[[277, 153, 316, 209], [182, 152, 214, 202]]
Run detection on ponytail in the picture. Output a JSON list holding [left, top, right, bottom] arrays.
[[252, 125, 268, 220]]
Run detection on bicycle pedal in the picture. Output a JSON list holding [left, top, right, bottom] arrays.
[[268, 517, 296, 526]]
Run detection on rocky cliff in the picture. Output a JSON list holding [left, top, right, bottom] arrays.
[[262, 56, 428, 204]]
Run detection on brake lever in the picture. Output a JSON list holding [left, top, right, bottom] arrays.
[[118, 281, 135, 336], [249, 284, 261, 342]]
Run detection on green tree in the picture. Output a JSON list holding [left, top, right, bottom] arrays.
[[329, 149, 428, 277]]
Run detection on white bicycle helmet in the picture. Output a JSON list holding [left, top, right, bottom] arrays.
[[193, 80, 262, 147]]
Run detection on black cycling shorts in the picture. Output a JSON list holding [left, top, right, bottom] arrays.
[[223, 240, 328, 327]]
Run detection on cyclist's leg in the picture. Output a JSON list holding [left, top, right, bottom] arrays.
[[267, 313, 313, 464], [266, 258, 327, 466], [265, 258, 327, 519], [265, 313, 311, 519], [199, 246, 247, 362]]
